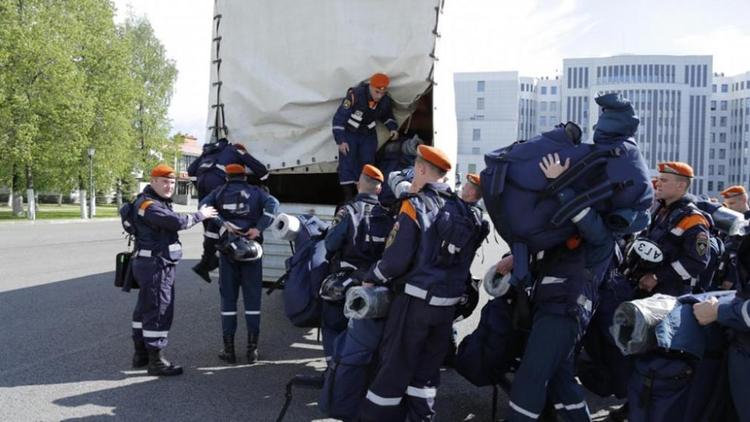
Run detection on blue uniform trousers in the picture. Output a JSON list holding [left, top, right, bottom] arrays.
[[338, 132, 377, 185], [509, 311, 590, 422], [730, 346, 750, 422], [359, 294, 454, 422], [218, 255, 263, 337], [131, 257, 176, 350], [321, 300, 348, 364]]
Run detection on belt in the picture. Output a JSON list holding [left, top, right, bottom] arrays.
[[134, 243, 181, 258], [404, 283, 462, 306]]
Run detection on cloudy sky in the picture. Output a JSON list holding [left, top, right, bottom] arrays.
[[113, 0, 750, 144]]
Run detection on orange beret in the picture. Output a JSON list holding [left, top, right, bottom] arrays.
[[370, 73, 390, 89], [225, 163, 246, 175], [150, 164, 176, 179], [466, 173, 480, 186], [417, 145, 451, 171], [233, 143, 246, 151], [658, 161, 694, 178], [362, 164, 384, 183], [720, 185, 747, 198]]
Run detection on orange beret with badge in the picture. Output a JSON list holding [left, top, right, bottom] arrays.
[[657, 161, 694, 178], [370, 73, 390, 90], [151, 164, 176, 179], [362, 164, 384, 183], [417, 145, 452, 171], [720, 185, 747, 198], [225, 163, 246, 175]]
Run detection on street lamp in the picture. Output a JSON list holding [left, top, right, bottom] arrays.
[[88, 147, 95, 218]]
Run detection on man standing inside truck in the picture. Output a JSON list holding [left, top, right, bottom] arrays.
[[332, 73, 400, 201]]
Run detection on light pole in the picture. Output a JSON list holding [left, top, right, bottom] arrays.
[[88, 147, 95, 218]]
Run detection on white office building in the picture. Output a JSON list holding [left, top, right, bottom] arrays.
[[708, 72, 750, 194]]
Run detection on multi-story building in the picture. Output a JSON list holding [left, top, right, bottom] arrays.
[[709, 72, 750, 194], [562, 55, 713, 195], [454, 55, 750, 196], [454, 71, 521, 176]]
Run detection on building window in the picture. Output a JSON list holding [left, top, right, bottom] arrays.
[[540, 116, 547, 127], [472, 128, 481, 141], [720, 132, 727, 142], [540, 86, 547, 95], [720, 117, 727, 127], [712, 84, 717, 93], [718, 181, 725, 191], [710, 149, 715, 159], [719, 149, 726, 159], [550, 101, 558, 111], [468, 163, 477, 174], [722, 84, 729, 93], [477, 80, 485, 92], [711, 100, 716, 111], [718, 165, 726, 176], [472, 147, 480, 155], [551, 86, 557, 95], [711, 116, 716, 127], [708, 181, 713, 191], [540, 102, 548, 111], [720, 100, 728, 111], [709, 165, 714, 175], [477, 97, 485, 110]]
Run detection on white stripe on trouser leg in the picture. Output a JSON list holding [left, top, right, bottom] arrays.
[[221, 311, 237, 316], [742, 300, 750, 328], [366, 390, 402, 406], [142, 330, 169, 338], [554, 401, 587, 411], [131, 322, 142, 329], [406, 386, 437, 399], [245, 311, 260, 315], [204, 231, 220, 239], [509, 400, 540, 419]]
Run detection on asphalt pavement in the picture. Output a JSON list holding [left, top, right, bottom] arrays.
[[0, 218, 619, 421]]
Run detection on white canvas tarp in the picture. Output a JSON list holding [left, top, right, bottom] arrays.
[[206, 0, 454, 174]]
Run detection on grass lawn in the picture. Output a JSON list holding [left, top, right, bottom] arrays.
[[0, 204, 119, 220]]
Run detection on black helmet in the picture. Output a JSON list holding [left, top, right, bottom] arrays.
[[218, 234, 263, 262], [320, 269, 360, 302]]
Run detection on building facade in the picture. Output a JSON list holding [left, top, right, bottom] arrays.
[[455, 55, 748, 196]]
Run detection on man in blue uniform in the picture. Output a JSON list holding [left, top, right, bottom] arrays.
[[332, 73, 399, 201], [359, 145, 488, 421], [200, 163, 279, 364], [694, 232, 750, 422], [322, 164, 394, 363], [129, 164, 218, 376], [188, 139, 269, 283], [721, 185, 750, 218], [502, 153, 617, 421], [460, 173, 482, 204], [637, 162, 711, 296]]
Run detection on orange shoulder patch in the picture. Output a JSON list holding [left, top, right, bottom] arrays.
[[399, 200, 417, 222], [139, 200, 153, 210], [677, 214, 709, 231]]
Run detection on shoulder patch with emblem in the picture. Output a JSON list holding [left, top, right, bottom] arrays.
[[342, 99, 352, 109], [385, 221, 399, 249], [695, 232, 709, 257]]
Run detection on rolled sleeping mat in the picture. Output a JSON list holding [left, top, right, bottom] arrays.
[[344, 286, 392, 320], [610, 293, 677, 356], [270, 213, 301, 241], [387, 169, 414, 200], [483, 266, 511, 298]]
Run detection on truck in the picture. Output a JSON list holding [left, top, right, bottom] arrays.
[[203, 0, 463, 280]]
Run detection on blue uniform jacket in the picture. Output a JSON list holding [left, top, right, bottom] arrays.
[[132, 185, 206, 264], [646, 197, 711, 296], [187, 139, 269, 199], [199, 180, 279, 244], [331, 83, 398, 144]]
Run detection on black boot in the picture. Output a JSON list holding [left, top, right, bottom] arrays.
[[218, 335, 236, 364], [247, 334, 259, 364], [132, 340, 148, 368], [191, 260, 212, 283], [147, 348, 183, 376]]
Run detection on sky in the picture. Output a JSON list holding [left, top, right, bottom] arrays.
[[113, 0, 750, 144]]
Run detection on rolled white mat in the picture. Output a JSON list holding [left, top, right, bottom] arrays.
[[610, 293, 677, 356], [344, 286, 392, 320], [483, 266, 511, 298], [270, 213, 301, 241]]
